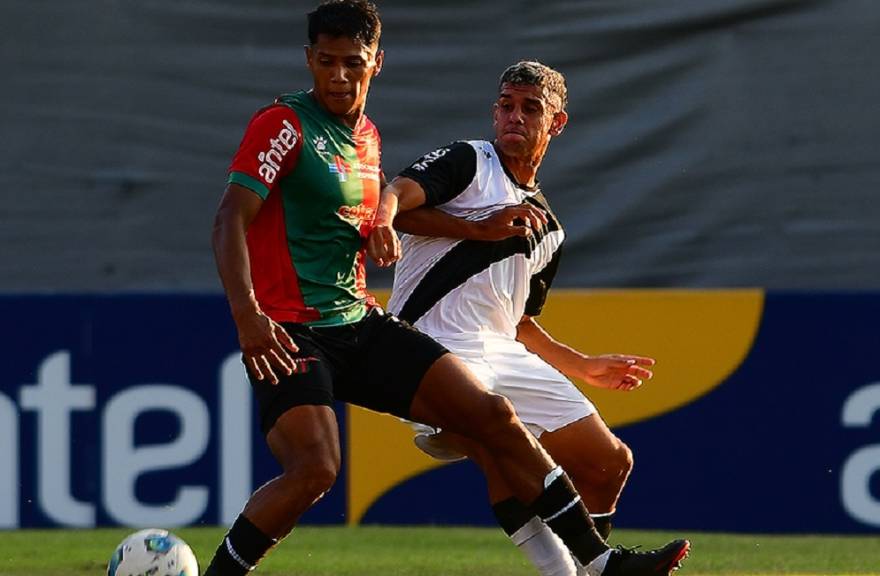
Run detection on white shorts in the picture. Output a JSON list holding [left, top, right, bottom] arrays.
[[412, 336, 595, 457]]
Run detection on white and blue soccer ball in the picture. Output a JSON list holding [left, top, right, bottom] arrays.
[[107, 528, 199, 576]]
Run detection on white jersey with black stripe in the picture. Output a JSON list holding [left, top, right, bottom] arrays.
[[387, 140, 565, 346]]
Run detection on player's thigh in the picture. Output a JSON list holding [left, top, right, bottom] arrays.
[[539, 412, 629, 476], [248, 328, 339, 437], [266, 404, 341, 474], [408, 352, 514, 434], [342, 310, 448, 418]]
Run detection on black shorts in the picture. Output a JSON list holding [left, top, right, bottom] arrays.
[[247, 308, 448, 436]]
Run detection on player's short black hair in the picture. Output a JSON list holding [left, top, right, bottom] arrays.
[[499, 61, 568, 112], [308, 0, 382, 47]]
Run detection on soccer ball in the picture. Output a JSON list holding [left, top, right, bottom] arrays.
[[107, 528, 199, 576]]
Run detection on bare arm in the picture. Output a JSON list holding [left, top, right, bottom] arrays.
[[515, 315, 655, 391], [395, 203, 548, 241], [366, 174, 548, 261], [212, 183, 298, 383], [212, 183, 262, 319]]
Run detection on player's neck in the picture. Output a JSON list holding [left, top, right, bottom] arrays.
[[494, 140, 548, 189], [340, 107, 366, 130], [497, 151, 543, 188], [308, 91, 366, 130]]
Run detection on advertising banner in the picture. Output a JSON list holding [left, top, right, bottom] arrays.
[[1, 291, 878, 533]]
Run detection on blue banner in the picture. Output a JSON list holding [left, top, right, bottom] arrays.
[[1, 292, 878, 533]]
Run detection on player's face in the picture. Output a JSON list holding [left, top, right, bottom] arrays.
[[306, 34, 383, 127], [493, 83, 567, 158]]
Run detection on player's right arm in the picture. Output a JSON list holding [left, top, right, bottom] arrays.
[[395, 203, 547, 241], [385, 141, 546, 242], [213, 184, 298, 385], [213, 104, 303, 384]]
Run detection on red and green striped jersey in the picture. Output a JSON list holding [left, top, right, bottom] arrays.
[[227, 91, 381, 327]]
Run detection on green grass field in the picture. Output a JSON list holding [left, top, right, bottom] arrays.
[[1, 526, 878, 576]]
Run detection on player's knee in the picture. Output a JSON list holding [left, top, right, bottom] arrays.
[[476, 393, 520, 439], [567, 441, 632, 490], [485, 393, 518, 425], [600, 442, 633, 487], [304, 461, 339, 496], [285, 458, 339, 499], [617, 442, 634, 478]]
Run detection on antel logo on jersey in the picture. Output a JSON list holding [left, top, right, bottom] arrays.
[[410, 147, 449, 171], [337, 203, 375, 227], [257, 119, 299, 185]]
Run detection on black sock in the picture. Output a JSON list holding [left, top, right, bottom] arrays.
[[591, 512, 615, 541], [204, 515, 277, 576], [492, 497, 535, 536], [530, 467, 608, 566]]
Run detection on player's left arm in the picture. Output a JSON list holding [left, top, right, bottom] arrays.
[[515, 316, 655, 391], [519, 247, 654, 391]]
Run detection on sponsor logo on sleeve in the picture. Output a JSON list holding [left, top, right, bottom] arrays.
[[410, 147, 449, 172], [257, 119, 299, 185]]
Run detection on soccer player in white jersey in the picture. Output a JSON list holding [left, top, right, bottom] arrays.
[[369, 61, 684, 576]]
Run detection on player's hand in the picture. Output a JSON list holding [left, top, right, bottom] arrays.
[[367, 222, 401, 267], [578, 354, 655, 391], [235, 310, 299, 385], [476, 203, 548, 241]]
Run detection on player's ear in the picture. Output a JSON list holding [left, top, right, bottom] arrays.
[[373, 49, 384, 77], [550, 110, 568, 137]]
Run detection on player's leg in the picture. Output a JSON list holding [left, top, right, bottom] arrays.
[[246, 405, 341, 534], [540, 414, 633, 540], [468, 413, 687, 576], [409, 349, 579, 575], [362, 312, 690, 575], [349, 312, 606, 567], [482, 355, 691, 573], [408, 353, 613, 568], [466, 439, 577, 576], [204, 330, 342, 576], [204, 406, 341, 576], [488, 344, 628, 540]]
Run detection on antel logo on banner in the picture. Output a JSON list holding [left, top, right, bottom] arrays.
[[841, 382, 880, 527], [0, 350, 253, 528]]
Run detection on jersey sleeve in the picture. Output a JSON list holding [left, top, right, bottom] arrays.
[[524, 246, 563, 317], [398, 141, 477, 207], [227, 104, 303, 199]]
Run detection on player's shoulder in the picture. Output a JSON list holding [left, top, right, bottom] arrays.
[[273, 91, 311, 113], [246, 97, 302, 131], [407, 140, 479, 173], [249, 91, 321, 127]]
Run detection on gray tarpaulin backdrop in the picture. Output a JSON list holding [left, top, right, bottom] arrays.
[[2, 0, 878, 291]]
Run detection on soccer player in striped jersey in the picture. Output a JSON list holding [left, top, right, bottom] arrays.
[[375, 61, 690, 575]]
